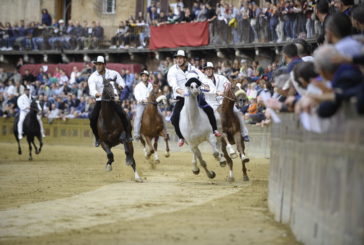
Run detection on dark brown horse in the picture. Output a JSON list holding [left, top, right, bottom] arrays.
[[13, 99, 43, 160], [140, 84, 170, 164], [218, 81, 250, 182], [97, 77, 142, 182]]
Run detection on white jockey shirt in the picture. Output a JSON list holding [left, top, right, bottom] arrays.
[[134, 81, 152, 103], [202, 74, 230, 107], [167, 63, 205, 98], [88, 68, 125, 101], [17, 94, 31, 113]]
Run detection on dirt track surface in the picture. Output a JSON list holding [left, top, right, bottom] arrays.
[[0, 142, 300, 245]]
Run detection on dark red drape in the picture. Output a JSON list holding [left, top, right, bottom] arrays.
[[149, 21, 209, 50]]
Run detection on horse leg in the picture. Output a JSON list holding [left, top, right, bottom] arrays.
[[208, 133, 226, 166], [222, 133, 237, 159], [123, 141, 142, 182], [140, 137, 148, 158], [144, 136, 154, 160], [222, 138, 234, 182], [191, 152, 199, 175], [100, 142, 114, 171], [153, 136, 160, 164], [31, 140, 39, 154], [191, 146, 216, 179], [27, 137, 33, 161], [234, 133, 249, 181], [37, 135, 43, 154], [15, 135, 22, 155], [164, 133, 170, 158]]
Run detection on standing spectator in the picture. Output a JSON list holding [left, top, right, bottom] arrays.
[[325, 13, 362, 57], [41, 9, 52, 26], [351, 4, 364, 34], [334, 0, 354, 16]]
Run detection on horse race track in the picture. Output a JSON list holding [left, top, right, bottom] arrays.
[[0, 142, 300, 245]]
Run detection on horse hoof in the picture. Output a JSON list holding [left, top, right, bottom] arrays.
[[154, 159, 160, 164], [18, 151, 22, 155], [212, 152, 219, 160], [29, 157, 33, 161], [243, 175, 249, 181], [230, 153, 238, 159], [209, 171, 216, 179], [192, 168, 200, 175], [243, 158, 250, 163], [105, 164, 112, 171], [164, 152, 170, 158], [35, 150, 40, 154], [135, 177, 143, 183], [220, 161, 227, 167], [227, 176, 235, 182]]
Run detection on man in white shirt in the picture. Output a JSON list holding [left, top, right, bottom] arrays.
[[88, 56, 132, 147], [202, 62, 250, 142], [167, 50, 221, 147], [133, 70, 152, 140], [17, 87, 45, 139]]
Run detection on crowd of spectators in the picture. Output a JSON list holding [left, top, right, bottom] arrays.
[[0, 1, 363, 134], [3, 0, 363, 51]]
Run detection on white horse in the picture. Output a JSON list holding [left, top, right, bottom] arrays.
[[179, 77, 226, 179]]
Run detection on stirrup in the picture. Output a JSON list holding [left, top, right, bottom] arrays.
[[95, 139, 100, 147]]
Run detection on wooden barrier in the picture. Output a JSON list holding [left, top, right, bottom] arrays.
[[0, 118, 270, 158], [268, 107, 364, 245]]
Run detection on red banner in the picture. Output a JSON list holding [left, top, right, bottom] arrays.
[[149, 22, 209, 50]]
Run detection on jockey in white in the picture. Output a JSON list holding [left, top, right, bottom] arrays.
[[88, 55, 132, 147], [167, 50, 222, 147], [133, 70, 168, 140], [201, 62, 250, 142], [17, 86, 45, 139]]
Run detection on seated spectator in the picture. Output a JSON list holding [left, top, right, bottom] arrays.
[[47, 103, 63, 122], [41, 9, 52, 26]]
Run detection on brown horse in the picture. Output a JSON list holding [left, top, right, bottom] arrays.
[[218, 81, 250, 182], [140, 84, 170, 164], [97, 77, 142, 182]]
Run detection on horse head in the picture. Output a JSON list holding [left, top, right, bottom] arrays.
[[185, 75, 202, 97], [102, 76, 116, 101], [223, 80, 248, 108], [30, 99, 41, 113]]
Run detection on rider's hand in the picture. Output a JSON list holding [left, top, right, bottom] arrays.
[[95, 93, 102, 98], [176, 89, 184, 96], [216, 91, 223, 96]]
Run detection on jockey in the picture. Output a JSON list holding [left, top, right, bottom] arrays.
[[88, 55, 133, 147], [17, 86, 46, 139], [133, 70, 168, 140], [202, 62, 250, 142], [167, 50, 222, 147]]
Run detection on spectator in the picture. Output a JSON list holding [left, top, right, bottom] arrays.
[[313, 44, 363, 117], [325, 13, 363, 57], [41, 9, 52, 26]]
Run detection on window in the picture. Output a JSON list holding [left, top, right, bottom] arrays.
[[103, 0, 116, 14]]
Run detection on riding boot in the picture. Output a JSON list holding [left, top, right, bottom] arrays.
[[89, 102, 101, 147], [171, 97, 185, 140]]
